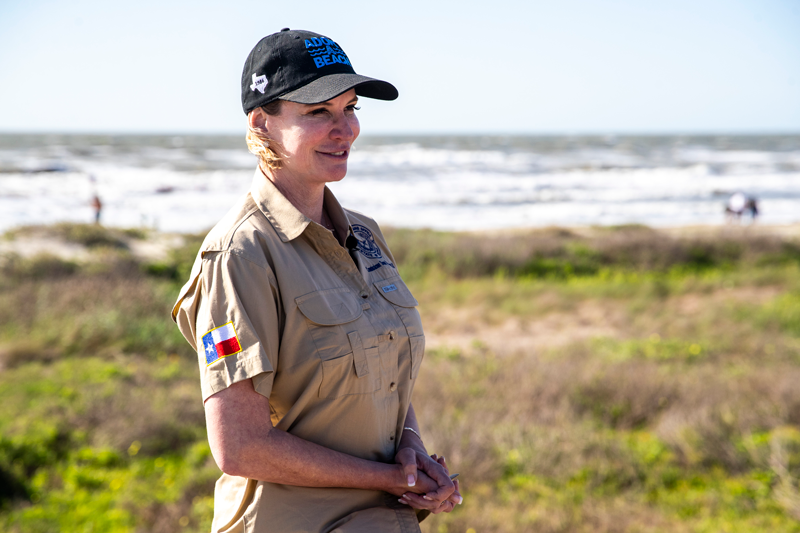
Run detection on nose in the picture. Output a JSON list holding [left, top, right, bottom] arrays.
[[331, 112, 358, 142]]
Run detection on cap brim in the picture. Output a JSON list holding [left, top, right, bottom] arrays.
[[279, 73, 398, 104]]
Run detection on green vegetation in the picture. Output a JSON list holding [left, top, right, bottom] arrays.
[[0, 233, 215, 532], [383, 225, 800, 280], [1, 223, 800, 532]]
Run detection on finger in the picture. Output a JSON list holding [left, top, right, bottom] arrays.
[[437, 456, 463, 504], [451, 478, 463, 505], [439, 502, 455, 514], [422, 457, 455, 502], [431, 500, 454, 514], [431, 457, 461, 507], [397, 494, 418, 508], [423, 455, 451, 485], [424, 484, 454, 503], [398, 495, 427, 509], [436, 455, 450, 475], [394, 448, 419, 488], [400, 492, 441, 511], [443, 477, 462, 506], [401, 456, 418, 488]]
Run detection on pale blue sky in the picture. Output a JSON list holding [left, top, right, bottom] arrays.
[[1, 0, 798, 134]]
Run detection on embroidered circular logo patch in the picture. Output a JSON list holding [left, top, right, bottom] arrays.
[[352, 224, 382, 259]]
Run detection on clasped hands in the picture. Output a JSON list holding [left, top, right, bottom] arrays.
[[392, 448, 462, 514]]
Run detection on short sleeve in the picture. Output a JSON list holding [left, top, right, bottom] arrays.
[[175, 250, 282, 401]]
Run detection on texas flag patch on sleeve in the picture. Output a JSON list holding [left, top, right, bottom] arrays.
[[202, 322, 242, 365]]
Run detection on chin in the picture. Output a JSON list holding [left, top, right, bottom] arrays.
[[322, 167, 348, 183]]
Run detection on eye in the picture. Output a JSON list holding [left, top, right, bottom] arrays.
[[346, 105, 361, 112], [309, 108, 328, 116]]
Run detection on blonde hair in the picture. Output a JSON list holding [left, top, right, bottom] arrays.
[[246, 100, 283, 171]]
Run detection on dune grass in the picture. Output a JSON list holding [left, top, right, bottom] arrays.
[[1, 224, 799, 532]]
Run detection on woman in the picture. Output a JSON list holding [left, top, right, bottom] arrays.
[[172, 29, 461, 533]]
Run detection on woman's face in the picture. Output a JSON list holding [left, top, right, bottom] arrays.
[[264, 89, 360, 186]]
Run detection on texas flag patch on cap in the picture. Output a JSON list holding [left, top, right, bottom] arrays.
[[202, 322, 242, 365]]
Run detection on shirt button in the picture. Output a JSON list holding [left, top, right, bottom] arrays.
[[388, 331, 396, 340], [390, 382, 397, 392], [359, 290, 368, 299], [389, 435, 394, 441]]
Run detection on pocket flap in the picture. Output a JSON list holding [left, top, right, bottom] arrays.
[[373, 276, 418, 308], [348, 331, 370, 378], [295, 288, 362, 326]]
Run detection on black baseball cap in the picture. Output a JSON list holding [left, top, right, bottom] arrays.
[[241, 28, 398, 114]]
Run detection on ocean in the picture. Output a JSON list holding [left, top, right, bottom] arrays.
[[1, 133, 798, 233]]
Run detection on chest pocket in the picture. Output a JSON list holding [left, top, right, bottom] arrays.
[[295, 288, 381, 399], [373, 276, 425, 379]]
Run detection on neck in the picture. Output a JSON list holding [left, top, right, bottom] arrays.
[[262, 165, 326, 225]]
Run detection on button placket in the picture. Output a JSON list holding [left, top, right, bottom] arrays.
[[316, 228, 369, 299], [319, 233, 369, 299]]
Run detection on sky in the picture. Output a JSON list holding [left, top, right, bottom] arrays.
[[0, 0, 798, 135]]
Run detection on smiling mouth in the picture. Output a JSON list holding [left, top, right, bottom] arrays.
[[319, 150, 348, 158]]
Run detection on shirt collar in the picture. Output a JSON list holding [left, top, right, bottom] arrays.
[[250, 167, 352, 244]]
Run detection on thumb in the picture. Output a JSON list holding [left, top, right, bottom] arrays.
[[402, 458, 418, 487]]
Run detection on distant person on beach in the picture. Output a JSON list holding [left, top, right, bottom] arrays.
[[90, 194, 102, 225], [172, 29, 459, 533], [725, 192, 759, 223]]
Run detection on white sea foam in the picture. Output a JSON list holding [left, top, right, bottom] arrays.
[[0, 134, 798, 233]]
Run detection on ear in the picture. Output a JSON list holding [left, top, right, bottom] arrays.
[[248, 108, 268, 132]]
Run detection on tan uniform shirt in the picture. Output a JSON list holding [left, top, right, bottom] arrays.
[[172, 169, 425, 533]]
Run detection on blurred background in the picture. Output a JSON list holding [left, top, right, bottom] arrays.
[[1, 1, 800, 532]]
